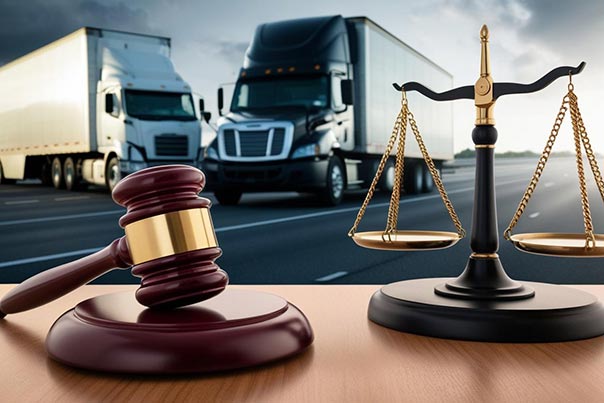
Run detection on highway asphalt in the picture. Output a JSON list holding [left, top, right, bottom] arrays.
[[1, 156, 604, 286]]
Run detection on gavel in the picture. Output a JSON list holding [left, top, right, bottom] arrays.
[[0, 165, 228, 317]]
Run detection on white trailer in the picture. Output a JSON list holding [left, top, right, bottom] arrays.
[[349, 17, 453, 162], [0, 27, 209, 190]]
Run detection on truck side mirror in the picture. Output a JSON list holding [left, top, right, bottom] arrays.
[[199, 99, 205, 114], [105, 93, 118, 117], [217, 87, 224, 116], [202, 111, 212, 123], [341, 79, 354, 106]]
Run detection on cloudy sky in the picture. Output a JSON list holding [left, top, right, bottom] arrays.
[[1, 0, 603, 153]]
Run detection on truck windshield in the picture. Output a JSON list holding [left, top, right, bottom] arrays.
[[231, 76, 328, 111], [125, 90, 196, 121]]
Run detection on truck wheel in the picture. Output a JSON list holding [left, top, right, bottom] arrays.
[[422, 165, 435, 193], [0, 162, 16, 185], [378, 159, 395, 193], [403, 163, 424, 195], [105, 157, 121, 192], [215, 189, 242, 205], [51, 157, 64, 189], [320, 156, 345, 206], [63, 157, 80, 191]]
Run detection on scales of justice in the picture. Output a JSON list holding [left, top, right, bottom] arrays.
[[349, 25, 604, 342]]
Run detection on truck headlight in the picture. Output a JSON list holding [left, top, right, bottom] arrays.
[[204, 147, 219, 160], [292, 143, 320, 159]]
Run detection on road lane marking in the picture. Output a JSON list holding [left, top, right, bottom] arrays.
[[54, 196, 90, 201], [4, 200, 40, 205], [0, 210, 124, 227], [0, 177, 530, 268], [529, 212, 540, 218], [544, 182, 555, 188], [0, 247, 103, 269], [216, 178, 528, 233], [315, 271, 348, 282]]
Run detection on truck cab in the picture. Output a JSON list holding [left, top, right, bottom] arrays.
[[89, 31, 204, 190], [203, 16, 354, 205]]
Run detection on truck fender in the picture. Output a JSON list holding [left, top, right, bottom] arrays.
[[314, 129, 340, 155]]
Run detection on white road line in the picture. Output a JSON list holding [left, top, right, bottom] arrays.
[[54, 195, 90, 201], [315, 271, 348, 282], [0, 247, 103, 269], [0, 210, 124, 227], [529, 212, 540, 218], [4, 200, 40, 205], [216, 186, 476, 233], [0, 177, 529, 268], [544, 182, 555, 188], [216, 178, 527, 233]]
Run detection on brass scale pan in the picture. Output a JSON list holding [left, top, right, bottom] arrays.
[[351, 232, 604, 257], [509, 233, 604, 258], [351, 230, 461, 251], [352, 229, 604, 257]]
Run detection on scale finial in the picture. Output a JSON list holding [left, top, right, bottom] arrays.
[[479, 24, 491, 78], [475, 23, 494, 124], [480, 24, 489, 41]]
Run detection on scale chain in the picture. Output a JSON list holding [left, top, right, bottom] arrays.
[[571, 92, 604, 210], [504, 91, 569, 240], [348, 106, 404, 237], [407, 105, 465, 238], [570, 91, 595, 247], [505, 80, 601, 248], [348, 91, 466, 239], [384, 99, 408, 238]]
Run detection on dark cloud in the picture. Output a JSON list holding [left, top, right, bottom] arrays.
[[519, 0, 604, 52], [0, 0, 152, 65]]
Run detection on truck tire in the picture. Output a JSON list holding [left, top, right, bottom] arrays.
[[319, 156, 345, 206], [51, 157, 64, 189], [105, 157, 121, 192], [422, 165, 434, 193], [215, 189, 242, 205], [403, 163, 424, 195], [63, 157, 80, 191], [0, 161, 16, 185], [378, 159, 395, 193]]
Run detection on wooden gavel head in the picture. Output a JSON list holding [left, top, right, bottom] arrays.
[[112, 165, 228, 309]]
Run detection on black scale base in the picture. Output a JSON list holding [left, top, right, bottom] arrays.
[[369, 277, 604, 342]]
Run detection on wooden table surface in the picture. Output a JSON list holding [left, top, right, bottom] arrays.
[[2, 284, 604, 402]]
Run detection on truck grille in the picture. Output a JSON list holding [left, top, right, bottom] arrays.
[[224, 129, 237, 155], [155, 135, 188, 156], [239, 130, 268, 156], [222, 128, 286, 157]]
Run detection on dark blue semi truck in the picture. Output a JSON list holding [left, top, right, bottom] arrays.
[[203, 15, 453, 205]]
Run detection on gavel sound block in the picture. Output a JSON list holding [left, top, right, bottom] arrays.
[[0, 165, 313, 374]]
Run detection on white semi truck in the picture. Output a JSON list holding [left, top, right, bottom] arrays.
[[205, 15, 454, 205], [0, 27, 210, 191]]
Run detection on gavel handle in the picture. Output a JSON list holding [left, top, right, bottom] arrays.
[[0, 237, 131, 317]]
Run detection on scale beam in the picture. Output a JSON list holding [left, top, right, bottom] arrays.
[[494, 62, 585, 98], [391, 82, 474, 100], [393, 62, 587, 102]]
